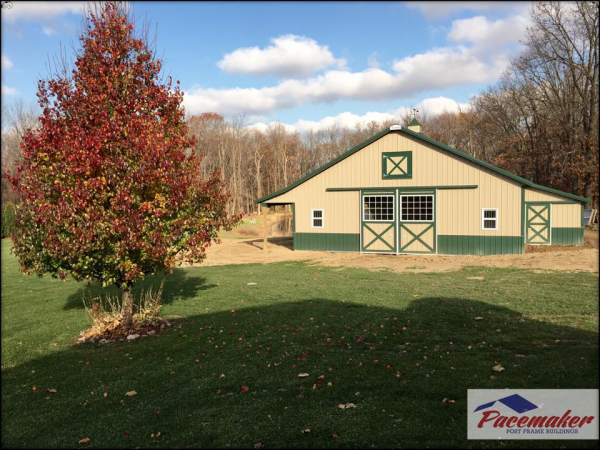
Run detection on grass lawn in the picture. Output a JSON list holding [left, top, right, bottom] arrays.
[[1, 239, 598, 448]]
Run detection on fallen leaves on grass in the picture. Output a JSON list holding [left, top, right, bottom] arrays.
[[240, 385, 249, 393], [298, 373, 309, 377], [125, 391, 137, 397], [46, 388, 57, 393], [338, 403, 356, 409], [442, 397, 456, 403], [78, 438, 90, 444], [492, 364, 505, 372]]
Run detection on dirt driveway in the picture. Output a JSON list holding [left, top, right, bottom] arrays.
[[199, 231, 599, 274]]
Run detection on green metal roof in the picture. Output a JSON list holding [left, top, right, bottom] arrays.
[[255, 126, 591, 204], [408, 118, 421, 126]]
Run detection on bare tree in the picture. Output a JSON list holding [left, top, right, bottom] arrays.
[[1, 99, 40, 207]]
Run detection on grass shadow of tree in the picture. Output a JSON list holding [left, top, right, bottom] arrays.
[[62, 268, 217, 311], [4, 296, 598, 448]]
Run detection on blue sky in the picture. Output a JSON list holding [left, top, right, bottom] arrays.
[[2, 1, 532, 132]]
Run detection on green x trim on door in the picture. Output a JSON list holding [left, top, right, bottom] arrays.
[[382, 152, 412, 179], [363, 223, 395, 251], [526, 203, 550, 244], [399, 223, 434, 252]]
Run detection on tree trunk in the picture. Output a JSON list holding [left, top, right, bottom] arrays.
[[122, 288, 133, 327]]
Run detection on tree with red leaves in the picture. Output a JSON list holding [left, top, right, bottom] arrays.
[[8, 2, 238, 325]]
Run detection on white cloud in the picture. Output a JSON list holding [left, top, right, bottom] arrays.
[[2, 85, 19, 96], [42, 26, 58, 36], [184, 45, 502, 117], [247, 121, 297, 134], [217, 35, 344, 78], [291, 111, 401, 134], [417, 96, 471, 115], [367, 52, 380, 69], [448, 15, 530, 51], [2, 1, 86, 21], [406, 1, 529, 20], [2, 53, 13, 70], [246, 96, 468, 134], [391, 45, 502, 91]]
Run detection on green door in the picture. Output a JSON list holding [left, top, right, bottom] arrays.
[[526, 203, 551, 244], [361, 193, 396, 253], [398, 193, 436, 254]]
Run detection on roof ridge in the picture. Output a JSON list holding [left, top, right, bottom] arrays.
[[254, 127, 590, 204]]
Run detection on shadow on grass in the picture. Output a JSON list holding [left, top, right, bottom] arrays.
[[62, 268, 217, 310], [3, 295, 598, 448]]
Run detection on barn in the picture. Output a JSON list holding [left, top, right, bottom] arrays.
[[255, 120, 590, 255]]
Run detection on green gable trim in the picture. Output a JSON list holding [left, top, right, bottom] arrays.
[[255, 126, 591, 204], [255, 128, 389, 203], [551, 227, 584, 245], [382, 151, 412, 179], [327, 185, 477, 192], [294, 232, 360, 252], [399, 127, 591, 203], [438, 235, 524, 255]]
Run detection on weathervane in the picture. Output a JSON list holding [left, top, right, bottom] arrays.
[[411, 108, 419, 121]]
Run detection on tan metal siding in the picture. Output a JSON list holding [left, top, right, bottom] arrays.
[[524, 188, 570, 202], [552, 203, 581, 227], [267, 132, 522, 236]]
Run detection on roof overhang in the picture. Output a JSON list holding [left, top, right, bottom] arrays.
[[254, 127, 592, 204]]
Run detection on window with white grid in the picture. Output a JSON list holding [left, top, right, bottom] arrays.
[[362, 195, 394, 221], [400, 195, 433, 222], [482, 208, 498, 230], [311, 209, 324, 228]]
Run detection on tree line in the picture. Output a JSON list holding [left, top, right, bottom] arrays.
[[2, 1, 598, 215]]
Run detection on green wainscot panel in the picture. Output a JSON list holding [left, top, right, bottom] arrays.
[[294, 233, 360, 252], [438, 235, 524, 255], [551, 228, 584, 245]]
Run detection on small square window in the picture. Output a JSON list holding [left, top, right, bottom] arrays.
[[312, 209, 324, 228], [482, 209, 498, 230]]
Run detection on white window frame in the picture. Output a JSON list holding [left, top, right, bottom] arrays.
[[400, 194, 434, 223], [311, 209, 324, 228], [362, 195, 395, 222], [481, 208, 498, 230]]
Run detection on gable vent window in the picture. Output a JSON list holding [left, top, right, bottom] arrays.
[[311, 209, 324, 228], [482, 208, 498, 230]]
